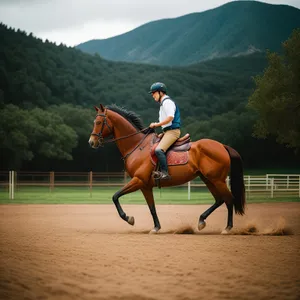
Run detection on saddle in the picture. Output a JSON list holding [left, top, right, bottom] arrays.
[[150, 133, 191, 166], [153, 133, 191, 151]]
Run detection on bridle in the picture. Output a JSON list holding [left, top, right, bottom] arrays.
[[90, 111, 113, 146], [90, 109, 152, 159]]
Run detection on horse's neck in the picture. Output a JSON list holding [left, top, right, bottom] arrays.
[[109, 112, 144, 157]]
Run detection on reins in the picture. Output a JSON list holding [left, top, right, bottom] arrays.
[[96, 127, 153, 160], [91, 110, 154, 160], [122, 130, 152, 161], [95, 127, 151, 144]]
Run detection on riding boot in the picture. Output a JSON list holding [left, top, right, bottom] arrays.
[[154, 148, 171, 180]]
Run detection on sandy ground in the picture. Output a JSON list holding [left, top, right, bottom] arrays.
[[0, 202, 299, 300]]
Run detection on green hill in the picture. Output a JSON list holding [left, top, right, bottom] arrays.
[[1, 22, 299, 172], [0, 23, 267, 123], [76, 1, 300, 66]]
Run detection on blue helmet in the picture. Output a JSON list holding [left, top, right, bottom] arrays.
[[148, 82, 167, 94]]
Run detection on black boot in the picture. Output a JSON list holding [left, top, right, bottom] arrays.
[[154, 148, 171, 180]]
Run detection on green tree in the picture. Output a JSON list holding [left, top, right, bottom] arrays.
[[48, 104, 94, 138], [0, 105, 78, 169], [248, 29, 300, 149]]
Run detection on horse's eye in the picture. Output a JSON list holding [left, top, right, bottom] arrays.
[[96, 121, 101, 126]]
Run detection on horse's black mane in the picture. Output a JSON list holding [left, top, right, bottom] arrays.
[[107, 104, 144, 130]]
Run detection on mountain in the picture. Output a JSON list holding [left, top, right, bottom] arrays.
[[76, 1, 300, 66]]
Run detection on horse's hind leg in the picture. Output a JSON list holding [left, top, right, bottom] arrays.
[[212, 180, 234, 234], [198, 176, 224, 230], [224, 202, 233, 234], [141, 188, 161, 234], [199, 175, 233, 233]]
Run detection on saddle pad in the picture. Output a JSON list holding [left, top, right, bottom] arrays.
[[150, 145, 189, 166]]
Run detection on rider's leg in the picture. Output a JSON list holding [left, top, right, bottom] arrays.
[[154, 129, 180, 180], [154, 148, 170, 179]]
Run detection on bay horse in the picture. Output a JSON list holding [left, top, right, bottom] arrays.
[[89, 104, 245, 234]]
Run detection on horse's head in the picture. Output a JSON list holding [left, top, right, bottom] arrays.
[[88, 104, 113, 149]]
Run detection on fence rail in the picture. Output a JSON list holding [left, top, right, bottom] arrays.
[[1, 171, 300, 200]]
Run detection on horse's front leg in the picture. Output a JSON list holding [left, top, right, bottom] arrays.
[[141, 188, 161, 234], [112, 177, 143, 226]]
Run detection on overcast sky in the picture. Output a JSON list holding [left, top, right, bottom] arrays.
[[0, 0, 299, 46]]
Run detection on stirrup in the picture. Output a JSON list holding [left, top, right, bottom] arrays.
[[152, 171, 161, 179], [152, 171, 171, 180], [160, 173, 171, 180]]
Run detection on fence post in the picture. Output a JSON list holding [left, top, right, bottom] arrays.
[[271, 178, 274, 198], [9, 171, 12, 200], [89, 171, 93, 198], [13, 170, 15, 200], [248, 175, 251, 199], [9, 170, 15, 200], [9, 171, 11, 199], [188, 181, 191, 200], [50, 171, 54, 193], [12, 170, 15, 200]]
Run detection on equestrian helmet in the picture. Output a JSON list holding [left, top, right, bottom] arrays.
[[148, 82, 167, 94]]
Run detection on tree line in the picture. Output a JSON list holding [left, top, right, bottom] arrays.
[[0, 23, 299, 172]]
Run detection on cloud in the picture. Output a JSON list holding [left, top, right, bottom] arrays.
[[40, 19, 139, 46], [0, 0, 227, 33], [1, 0, 299, 46]]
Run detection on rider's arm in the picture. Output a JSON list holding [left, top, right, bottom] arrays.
[[155, 116, 174, 127]]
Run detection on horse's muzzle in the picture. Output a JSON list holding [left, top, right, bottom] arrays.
[[88, 137, 100, 149]]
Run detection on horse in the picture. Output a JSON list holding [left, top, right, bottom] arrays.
[[89, 104, 245, 234]]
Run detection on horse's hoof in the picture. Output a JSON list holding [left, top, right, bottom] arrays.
[[221, 227, 232, 235], [198, 220, 206, 231], [127, 216, 135, 226], [149, 227, 160, 234]]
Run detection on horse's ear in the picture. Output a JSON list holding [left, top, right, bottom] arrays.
[[94, 106, 98, 112], [100, 104, 105, 112]]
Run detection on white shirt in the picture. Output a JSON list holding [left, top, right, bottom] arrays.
[[159, 95, 176, 129]]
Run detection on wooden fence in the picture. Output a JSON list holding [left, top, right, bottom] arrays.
[[1, 171, 300, 200]]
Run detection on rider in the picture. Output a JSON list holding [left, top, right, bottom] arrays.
[[149, 82, 181, 180]]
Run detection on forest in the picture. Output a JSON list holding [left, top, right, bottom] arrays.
[[0, 23, 299, 172]]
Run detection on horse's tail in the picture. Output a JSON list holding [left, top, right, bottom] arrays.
[[224, 145, 246, 215]]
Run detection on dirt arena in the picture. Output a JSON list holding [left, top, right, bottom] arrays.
[[0, 202, 299, 300]]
